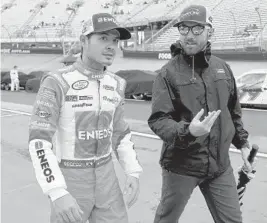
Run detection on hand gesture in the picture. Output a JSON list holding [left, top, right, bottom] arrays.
[[52, 193, 84, 223], [241, 146, 253, 173], [189, 109, 221, 137], [123, 176, 140, 208]]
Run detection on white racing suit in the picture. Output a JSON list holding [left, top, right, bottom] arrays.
[[28, 58, 143, 223], [10, 69, 19, 91]]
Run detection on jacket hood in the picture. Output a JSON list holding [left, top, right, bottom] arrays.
[[170, 41, 211, 69]]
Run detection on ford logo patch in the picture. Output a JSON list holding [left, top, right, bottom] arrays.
[[72, 80, 89, 90]]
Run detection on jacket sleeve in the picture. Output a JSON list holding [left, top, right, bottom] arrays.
[[112, 81, 143, 178], [148, 70, 196, 147], [226, 64, 249, 149], [29, 76, 68, 201]]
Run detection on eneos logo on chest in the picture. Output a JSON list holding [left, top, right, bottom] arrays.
[[72, 80, 89, 90]]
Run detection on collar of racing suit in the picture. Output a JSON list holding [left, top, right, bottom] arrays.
[[73, 57, 107, 80]]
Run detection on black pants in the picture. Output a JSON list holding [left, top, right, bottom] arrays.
[[154, 166, 242, 223]]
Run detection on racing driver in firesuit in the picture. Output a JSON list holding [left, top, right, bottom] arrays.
[[28, 13, 143, 223]]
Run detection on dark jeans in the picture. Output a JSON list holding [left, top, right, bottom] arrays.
[[154, 166, 242, 223]]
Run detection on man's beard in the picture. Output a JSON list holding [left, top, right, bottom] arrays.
[[182, 41, 207, 55]]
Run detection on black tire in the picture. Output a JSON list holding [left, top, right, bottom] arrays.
[[4, 83, 10, 91]]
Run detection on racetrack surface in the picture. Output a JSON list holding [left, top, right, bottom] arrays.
[[1, 108, 267, 223]]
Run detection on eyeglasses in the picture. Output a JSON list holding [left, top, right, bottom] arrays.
[[178, 24, 205, 36]]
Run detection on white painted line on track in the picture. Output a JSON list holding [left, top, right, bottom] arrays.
[[2, 108, 267, 158], [132, 131, 160, 139], [3, 183, 36, 195], [1, 108, 31, 116], [125, 98, 148, 102], [1, 114, 23, 117], [132, 131, 267, 158], [242, 108, 267, 112]]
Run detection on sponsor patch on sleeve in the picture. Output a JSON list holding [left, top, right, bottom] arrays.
[[34, 140, 55, 183], [34, 107, 52, 121], [216, 68, 226, 74], [36, 100, 53, 108], [39, 87, 57, 101], [103, 96, 119, 104], [30, 121, 51, 129], [103, 85, 115, 91]]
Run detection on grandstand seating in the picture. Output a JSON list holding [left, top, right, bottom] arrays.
[[116, 0, 157, 25], [0, 0, 109, 40], [117, 0, 182, 26], [148, 0, 267, 50], [31, 0, 70, 26], [1, 0, 36, 36], [1, 0, 266, 50]]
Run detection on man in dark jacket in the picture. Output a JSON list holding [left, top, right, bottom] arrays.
[[148, 5, 253, 223]]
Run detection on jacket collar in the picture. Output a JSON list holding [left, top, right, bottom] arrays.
[[170, 41, 211, 69], [73, 57, 107, 80]]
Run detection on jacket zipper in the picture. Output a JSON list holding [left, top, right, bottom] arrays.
[[199, 73, 212, 176], [191, 56, 211, 176]]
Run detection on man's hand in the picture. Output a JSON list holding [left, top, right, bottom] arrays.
[[189, 109, 221, 137], [241, 146, 253, 173], [123, 176, 140, 208], [52, 193, 84, 223]]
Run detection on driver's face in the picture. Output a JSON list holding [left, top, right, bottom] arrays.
[[82, 30, 120, 66]]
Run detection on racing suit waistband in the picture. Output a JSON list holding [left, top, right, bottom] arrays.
[[59, 153, 112, 169]]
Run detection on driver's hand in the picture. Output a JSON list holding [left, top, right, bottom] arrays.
[[123, 175, 140, 208], [52, 193, 83, 223]]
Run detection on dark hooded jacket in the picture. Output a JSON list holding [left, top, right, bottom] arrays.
[[148, 41, 249, 177]]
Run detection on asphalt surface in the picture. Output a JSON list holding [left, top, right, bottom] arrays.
[[1, 107, 267, 223]]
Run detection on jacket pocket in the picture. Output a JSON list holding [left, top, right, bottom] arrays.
[[213, 75, 231, 107]]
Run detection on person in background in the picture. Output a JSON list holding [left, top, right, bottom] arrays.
[[10, 65, 20, 91], [28, 12, 142, 223], [148, 5, 254, 223]]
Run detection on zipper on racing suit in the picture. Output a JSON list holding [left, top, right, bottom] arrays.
[[96, 79, 101, 157]]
